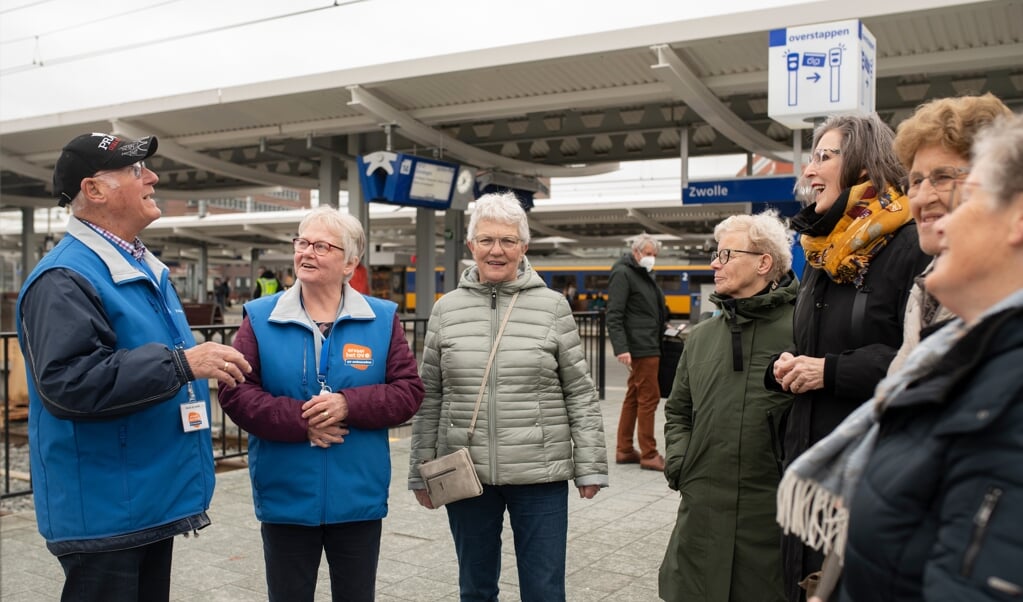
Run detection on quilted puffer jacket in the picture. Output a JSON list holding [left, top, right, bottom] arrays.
[[408, 259, 608, 488]]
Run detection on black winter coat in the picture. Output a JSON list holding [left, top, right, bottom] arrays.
[[607, 253, 667, 358], [767, 199, 930, 600], [779, 221, 929, 462], [840, 306, 1023, 601]]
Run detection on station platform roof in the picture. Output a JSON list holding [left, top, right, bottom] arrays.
[[1, 0, 1020, 260]]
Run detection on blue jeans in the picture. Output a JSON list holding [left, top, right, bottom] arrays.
[[446, 481, 568, 602], [261, 520, 382, 602], [57, 537, 174, 602]]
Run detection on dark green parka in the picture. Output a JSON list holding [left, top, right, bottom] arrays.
[[659, 272, 798, 602]]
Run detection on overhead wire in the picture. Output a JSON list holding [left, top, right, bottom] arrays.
[[0, 0, 60, 16], [0, 0, 367, 75], [1, 0, 187, 45]]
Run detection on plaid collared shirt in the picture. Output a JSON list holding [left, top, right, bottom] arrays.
[[79, 219, 148, 261]]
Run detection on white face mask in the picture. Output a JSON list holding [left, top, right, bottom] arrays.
[[638, 255, 656, 271]]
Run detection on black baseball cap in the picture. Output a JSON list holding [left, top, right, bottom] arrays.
[[53, 133, 159, 207]]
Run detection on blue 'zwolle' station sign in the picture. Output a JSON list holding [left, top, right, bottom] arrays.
[[683, 176, 797, 204]]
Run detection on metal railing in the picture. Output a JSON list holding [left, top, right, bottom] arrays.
[[2, 313, 606, 501]]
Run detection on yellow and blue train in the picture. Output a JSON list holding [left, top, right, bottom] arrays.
[[375, 261, 716, 317]]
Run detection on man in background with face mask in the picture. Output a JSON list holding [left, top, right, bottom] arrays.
[[607, 233, 668, 471]]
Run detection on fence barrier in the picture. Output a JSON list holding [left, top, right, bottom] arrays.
[[2, 312, 606, 501]]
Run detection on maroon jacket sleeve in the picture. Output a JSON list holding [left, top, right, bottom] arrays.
[[342, 313, 425, 430], [218, 313, 424, 439], [217, 317, 310, 442]]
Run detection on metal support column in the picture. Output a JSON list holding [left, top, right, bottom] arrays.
[[249, 248, 260, 300], [442, 211, 465, 293], [679, 127, 690, 189], [319, 139, 343, 209], [415, 208, 436, 319], [346, 134, 371, 269], [793, 129, 804, 168], [197, 243, 208, 303], [20, 208, 36, 289]]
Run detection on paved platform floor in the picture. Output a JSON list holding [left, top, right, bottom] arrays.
[[1, 362, 678, 601]]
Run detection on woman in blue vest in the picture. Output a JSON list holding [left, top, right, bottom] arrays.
[[219, 207, 425, 602]]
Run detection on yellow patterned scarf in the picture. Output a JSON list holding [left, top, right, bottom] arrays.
[[800, 181, 912, 287]]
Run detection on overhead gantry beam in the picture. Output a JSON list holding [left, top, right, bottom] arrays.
[[347, 85, 619, 179], [627, 207, 686, 239], [0, 151, 53, 187], [650, 44, 792, 163], [113, 120, 319, 191], [243, 223, 297, 244], [0, 193, 52, 209], [529, 219, 621, 247], [170, 228, 247, 249]]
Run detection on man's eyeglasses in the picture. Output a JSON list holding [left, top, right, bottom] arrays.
[[95, 161, 145, 179], [711, 249, 762, 264], [810, 148, 841, 167], [904, 166, 969, 197], [293, 237, 344, 256], [473, 236, 522, 250]]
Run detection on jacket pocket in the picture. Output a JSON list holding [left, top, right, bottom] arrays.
[[961, 485, 1003, 577], [668, 410, 695, 491]]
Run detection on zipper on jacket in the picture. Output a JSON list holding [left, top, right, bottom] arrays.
[[182, 514, 206, 539], [766, 410, 783, 478], [488, 286, 499, 479], [961, 485, 1003, 577]]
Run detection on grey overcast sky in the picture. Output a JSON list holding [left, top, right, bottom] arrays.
[[1, 0, 813, 122]]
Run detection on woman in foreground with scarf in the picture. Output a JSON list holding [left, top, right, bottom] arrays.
[[766, 113, 930, 600], [777, 112, 1023, 601]]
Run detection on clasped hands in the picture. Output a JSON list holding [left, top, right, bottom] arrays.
[[302, 392, 350, 448], [773, 352, 825, 395]]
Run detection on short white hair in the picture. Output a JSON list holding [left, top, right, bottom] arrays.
[[467, 192, 531, 243], [714, 209, 795, 282], [298, 206, 365, 262]]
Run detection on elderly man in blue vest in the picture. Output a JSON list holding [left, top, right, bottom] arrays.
[[16, 133, 252, 602]]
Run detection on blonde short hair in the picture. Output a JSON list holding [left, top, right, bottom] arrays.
[[714, 209, 795, 282]]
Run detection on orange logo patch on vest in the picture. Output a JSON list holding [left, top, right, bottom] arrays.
[[343, 343, 373, 371]]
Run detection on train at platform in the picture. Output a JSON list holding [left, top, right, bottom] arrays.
[[371, 260, 717, 318]]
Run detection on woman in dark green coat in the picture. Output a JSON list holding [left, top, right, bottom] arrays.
[[659, 211, 797, 601]]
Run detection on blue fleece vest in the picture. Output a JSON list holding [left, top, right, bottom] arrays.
[[16, 232, 214, 545], [244, 294, 395, 525]]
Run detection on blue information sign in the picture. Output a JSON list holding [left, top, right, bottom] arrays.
[[357, 152, 458, 209], [683, 176, 797, 204]]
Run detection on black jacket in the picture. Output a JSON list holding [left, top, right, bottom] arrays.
[[840, 306, 1023, 601], [776, 221, 929, 462], [607, 253, 667, 358], [766, 200, 930, 601]]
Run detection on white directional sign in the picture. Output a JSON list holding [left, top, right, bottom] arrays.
[[767, 20, 876, 129]]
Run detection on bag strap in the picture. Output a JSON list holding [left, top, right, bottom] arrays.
[[467, 291, 519, 441]]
